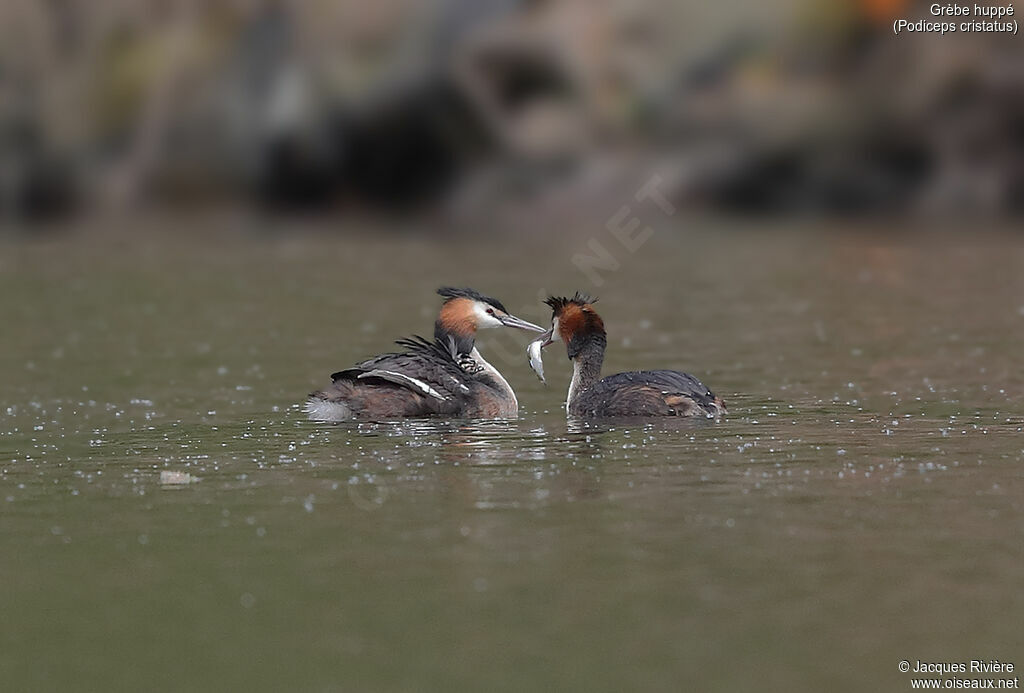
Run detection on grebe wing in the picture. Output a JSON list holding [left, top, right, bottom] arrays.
[[584, 370, 721, 416], [331, 336, 472, 401]]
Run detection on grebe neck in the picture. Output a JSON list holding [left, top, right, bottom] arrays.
[[470, 347, 517, 409], [435, 322, 476, 355], [566, 339, 604, 411]]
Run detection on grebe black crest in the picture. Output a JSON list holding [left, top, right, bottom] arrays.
[[529, 292, 726, 418], [306, 287, 544, 421]]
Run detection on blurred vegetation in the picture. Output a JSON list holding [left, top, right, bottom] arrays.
[[0, 0, 1021, 225]]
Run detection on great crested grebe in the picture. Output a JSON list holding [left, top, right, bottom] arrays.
[[306, 287, 544, 421], [530, 293, 727, 418]]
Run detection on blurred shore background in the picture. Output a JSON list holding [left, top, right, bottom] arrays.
[[1, 0, 1021, 232]]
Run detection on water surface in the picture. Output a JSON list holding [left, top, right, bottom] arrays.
[[1, 220, 1022, 691]]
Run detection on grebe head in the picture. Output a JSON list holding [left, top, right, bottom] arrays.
[[436, 287, 544, 347], [539, 292, 607, 359]]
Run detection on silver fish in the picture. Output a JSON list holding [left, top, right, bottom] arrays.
[[527, 338, 546, 384]]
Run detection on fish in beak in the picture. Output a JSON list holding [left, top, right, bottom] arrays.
[[527, 339, 546, 383], [525, 327, 556, 383]]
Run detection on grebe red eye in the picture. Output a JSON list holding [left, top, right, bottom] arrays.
[[486, 308, 495, 315]]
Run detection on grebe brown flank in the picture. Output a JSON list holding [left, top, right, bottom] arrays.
[[528, 292, 726, 418], [306, 287, 544, 421]]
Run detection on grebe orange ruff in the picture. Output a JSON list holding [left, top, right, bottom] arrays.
[[306, 287, 544, 421], [531, 293, 726, 418]]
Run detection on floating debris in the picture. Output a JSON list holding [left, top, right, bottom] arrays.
[[160, 470, 198, 485]]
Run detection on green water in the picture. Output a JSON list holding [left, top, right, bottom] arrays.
[[1, 220, 1022, 691]]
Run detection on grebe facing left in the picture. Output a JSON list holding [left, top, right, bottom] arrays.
[[531, 292, 726, 418], [306, 287, 544, 421]]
